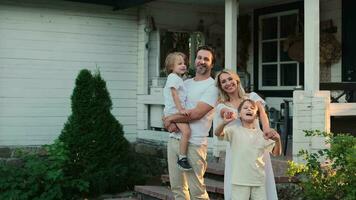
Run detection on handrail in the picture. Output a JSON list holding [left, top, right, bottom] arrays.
[[320, 82, 356, 102]]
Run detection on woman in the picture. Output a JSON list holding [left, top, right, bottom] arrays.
[[213, 70, 278, 200]]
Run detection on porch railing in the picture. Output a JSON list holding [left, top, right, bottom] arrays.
[[320, 82, 356, 103]]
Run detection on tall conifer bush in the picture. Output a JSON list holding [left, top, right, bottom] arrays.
[[60, 69, 132, 196]]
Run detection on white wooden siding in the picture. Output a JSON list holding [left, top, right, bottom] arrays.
[[0, 0, 138, 145]]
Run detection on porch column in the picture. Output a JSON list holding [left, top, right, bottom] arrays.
[[224, 0, 238, 71], [213, 0, 238, 158], [293, 0, 330, 162], [136, 7, 150, 142], [304, 0, 320, 92]]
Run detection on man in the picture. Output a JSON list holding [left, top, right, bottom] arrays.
[[163, 45, 218, 200]]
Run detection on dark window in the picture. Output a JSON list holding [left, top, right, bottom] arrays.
[[262, 64, 278, 86], [280, 64, 297, 86]]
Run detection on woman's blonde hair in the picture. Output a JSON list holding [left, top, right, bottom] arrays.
[[215, 69, 246, 103], [164, 52, 187, 75]]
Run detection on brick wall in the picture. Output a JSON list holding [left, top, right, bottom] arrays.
[[292, 91, 330, 162]]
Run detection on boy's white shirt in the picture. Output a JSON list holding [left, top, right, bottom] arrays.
[[169, 77, 218, 145], [221, 124, 275, 186], [163, 73, 187, 115]]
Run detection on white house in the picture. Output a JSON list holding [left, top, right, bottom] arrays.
[[0, 0, 355, 161]]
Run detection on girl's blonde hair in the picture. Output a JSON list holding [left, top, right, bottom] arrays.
[[215, 69, 246, 103], [164, 52, 187, 75]]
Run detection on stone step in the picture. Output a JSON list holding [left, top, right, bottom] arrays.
[[135, 185, 224, 200], [206, 161, 224, 176], [135, 185, 174, 200], [99, 191, 137, 200], [162, 171, 296, 185], [136, 173, 296, 200], [161, 174, 224, 194]]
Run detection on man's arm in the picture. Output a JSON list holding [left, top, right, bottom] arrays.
[[164, 102, 213, 128]]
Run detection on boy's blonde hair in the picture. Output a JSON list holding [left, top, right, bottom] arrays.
[[164, 52, 187, 74], [215, 70, 246, 103]]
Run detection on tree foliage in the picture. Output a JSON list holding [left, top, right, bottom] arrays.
[[288, 130, 356, 200], [59, 69, 135, 196]]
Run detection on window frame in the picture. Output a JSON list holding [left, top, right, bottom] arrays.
[[253, 1, 304, 97], [258, 10, 300, 90]]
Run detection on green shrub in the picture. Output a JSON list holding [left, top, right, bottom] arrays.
[[0, 140, 89, 200], [59, 69, 151, 196], [288, 130, 356, 200], [0, 69, 161, 199]]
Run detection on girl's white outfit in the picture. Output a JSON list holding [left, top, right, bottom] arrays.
[[213, 92, 278, 200], [163, 73, 187, 116]]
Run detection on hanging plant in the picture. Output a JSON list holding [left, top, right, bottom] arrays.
[[320, 33, 341, 66], [284, 32, 341, 66]]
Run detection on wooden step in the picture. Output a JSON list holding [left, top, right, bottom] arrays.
[[135, 185, 174, 200], [161, 174, 224, 194]]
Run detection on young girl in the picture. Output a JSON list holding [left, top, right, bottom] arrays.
[[163, 52, 192, 171], [216, 99, 281, 200]]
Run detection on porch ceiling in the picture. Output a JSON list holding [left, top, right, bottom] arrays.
[[67, 0, 302, 10], [161, 0, 302, 9], [66, 0, 154, 9]]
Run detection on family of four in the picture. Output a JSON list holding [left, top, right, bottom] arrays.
[[162, 45, 282, 200]]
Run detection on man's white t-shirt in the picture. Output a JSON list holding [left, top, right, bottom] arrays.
[[163, 73, 187, 115], [169, 77, 218, 146]]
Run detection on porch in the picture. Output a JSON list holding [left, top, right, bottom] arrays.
[[136, 0, 356, 162]]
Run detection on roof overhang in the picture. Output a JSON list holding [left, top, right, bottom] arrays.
[[66, 0, 154, 10]]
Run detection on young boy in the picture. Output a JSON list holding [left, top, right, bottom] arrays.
[[216, 99, 281, 200]]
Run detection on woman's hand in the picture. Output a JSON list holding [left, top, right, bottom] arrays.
[[263, 128, 275, 139], [264, 128, 280, 141], [270, 131, 281, 142]]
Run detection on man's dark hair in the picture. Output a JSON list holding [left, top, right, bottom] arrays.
[[195, 45, 216, 66]]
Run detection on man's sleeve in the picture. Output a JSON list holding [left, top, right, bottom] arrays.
[[200, 85, 218, 107], [165, 74, 183, 89]]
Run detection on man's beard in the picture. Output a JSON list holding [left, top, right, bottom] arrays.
[[196, 64, 210, 75]]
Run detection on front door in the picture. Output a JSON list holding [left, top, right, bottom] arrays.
[[342, 0, 356, 81]]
